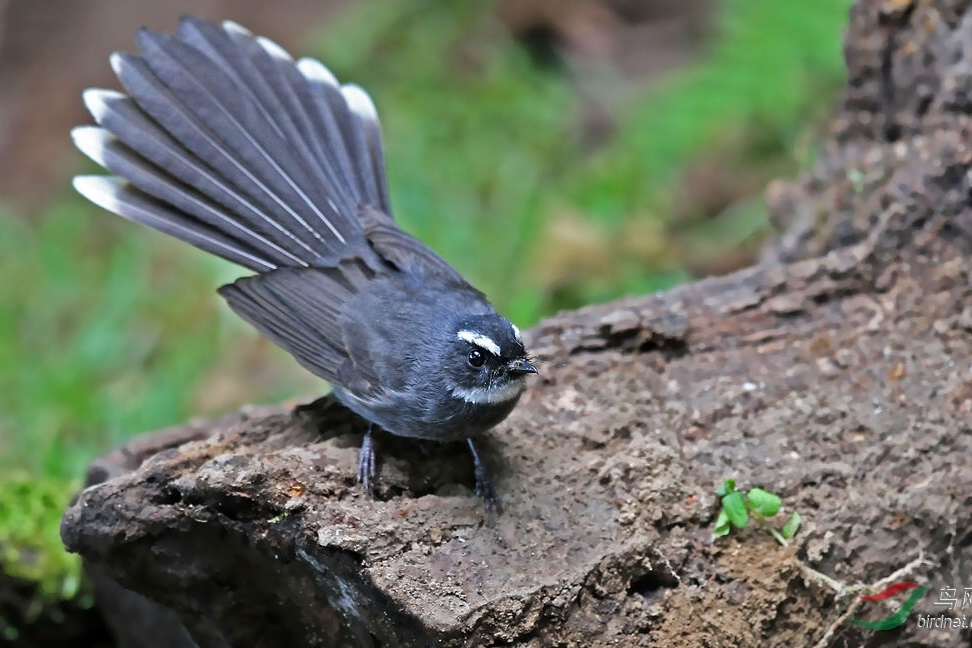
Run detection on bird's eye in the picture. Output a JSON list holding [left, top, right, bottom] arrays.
[[467, 349, 486, 368]]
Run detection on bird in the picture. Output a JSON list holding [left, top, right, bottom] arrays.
[[71, 16, 538, 505]]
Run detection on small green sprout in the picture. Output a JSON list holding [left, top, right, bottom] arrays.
[[847, 168, 865, 193], [713, 479, 801, 546]]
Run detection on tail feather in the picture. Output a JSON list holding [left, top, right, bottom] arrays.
[[73, 175, 277, 271], [107, 49, 333, 261], [176, 20, 289, 142], [130, 29, 348, 248], [72, 126, 308, 269], [339, 83, 391, 213], [74, 17, 394, 270], [293, 57, 388, 215], [176, 18, 361, 221], [79, 90, 315, 265]]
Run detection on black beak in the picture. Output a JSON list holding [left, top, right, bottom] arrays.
[[509, 359, 538, 375]]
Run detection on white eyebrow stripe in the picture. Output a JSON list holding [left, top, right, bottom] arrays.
[[511, 323, 521, 342], [457, 330, 501, 356]]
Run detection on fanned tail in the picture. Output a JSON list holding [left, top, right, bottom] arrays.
[[73, 16, 393, 271]]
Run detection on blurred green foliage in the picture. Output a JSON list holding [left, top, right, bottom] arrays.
[[0, 201, 229, 629], [309, 0, 852, 320], [0, 203, 225, 480], [0, 475, 83, 600], [0, 0, 852, 619]]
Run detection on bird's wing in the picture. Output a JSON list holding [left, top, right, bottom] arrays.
[[359, 206, 479, 292], [217, 263, 384, 394]]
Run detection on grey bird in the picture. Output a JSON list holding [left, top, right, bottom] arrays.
[[71, 16, 537, 504]]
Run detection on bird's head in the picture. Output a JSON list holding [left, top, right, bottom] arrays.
[[444, 314, 537, 406]]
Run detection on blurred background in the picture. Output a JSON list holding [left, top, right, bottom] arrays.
[[0, 0, 851, 643]]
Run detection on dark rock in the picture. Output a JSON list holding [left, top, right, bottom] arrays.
[[0, 569, 112, 648]]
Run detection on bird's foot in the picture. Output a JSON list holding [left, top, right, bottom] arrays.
[[357, 427, 376, 491], [467, 438, 500, 509]]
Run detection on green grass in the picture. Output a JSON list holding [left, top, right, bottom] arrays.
[[0, 0, 853, 618]]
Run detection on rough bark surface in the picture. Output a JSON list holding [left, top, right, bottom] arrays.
[[62, 0, 972, 646]]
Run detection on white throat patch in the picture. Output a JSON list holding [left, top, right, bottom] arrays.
[[452, 379, 525, 405], [457, 330, 501, 356]]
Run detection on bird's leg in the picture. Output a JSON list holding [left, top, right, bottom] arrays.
[[466, 438, 499, 507], [357, 424, 376, 490]]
